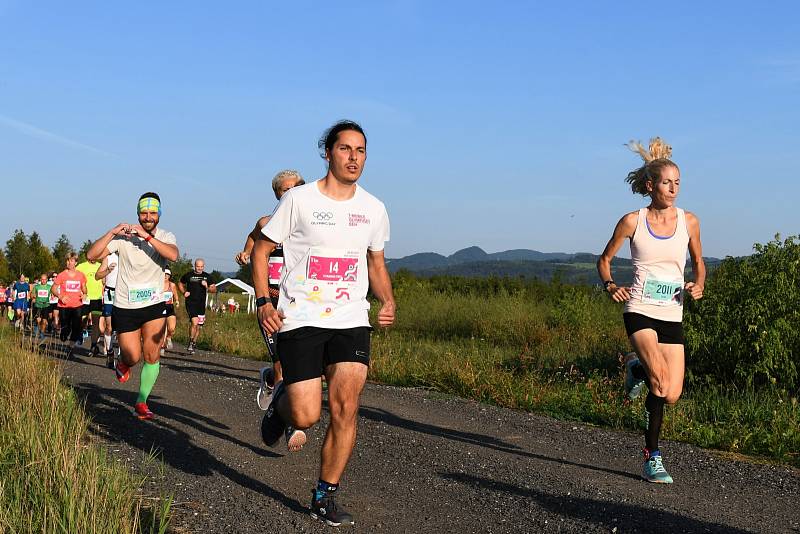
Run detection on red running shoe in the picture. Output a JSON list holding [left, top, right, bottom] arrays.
[[115, 360, 130, 383], [134, 402, 154, 420]]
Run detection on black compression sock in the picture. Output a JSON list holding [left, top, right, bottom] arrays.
[[632, 362, 647, 380], [315, 480, 338, 501], [644, 392, 666, 451]]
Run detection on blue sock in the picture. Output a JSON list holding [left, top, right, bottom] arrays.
[[315, 480, 338, 501]]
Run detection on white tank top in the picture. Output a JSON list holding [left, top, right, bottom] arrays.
[[624, 207, 690, 322], [105, 252, 119, 289]]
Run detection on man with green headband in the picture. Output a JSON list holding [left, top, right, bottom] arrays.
[[87, 192, 179, 420]]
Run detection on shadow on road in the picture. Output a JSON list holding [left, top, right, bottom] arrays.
[[72, 381, 307, 515], [360, 406, 640, 481], [165, 352, 261, 374], [440, 472, 749, 534]]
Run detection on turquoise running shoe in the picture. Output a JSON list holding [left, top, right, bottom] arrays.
[[625, 355, 647, 400], [642, 450, 673, 483]]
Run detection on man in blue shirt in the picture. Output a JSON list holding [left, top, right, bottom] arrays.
[[12, 274, 31, 328]]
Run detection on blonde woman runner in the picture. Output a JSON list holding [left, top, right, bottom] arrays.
[[597, 137, 705, 483]]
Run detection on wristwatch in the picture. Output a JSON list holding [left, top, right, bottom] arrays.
[[603, 280, 616, 290], [255, 296, 269, 308]]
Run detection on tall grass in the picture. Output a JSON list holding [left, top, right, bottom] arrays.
[[170, 282, 800, 466], [0, 326, 172, 534]]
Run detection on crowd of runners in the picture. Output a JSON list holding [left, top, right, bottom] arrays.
[[4, 121, 704, 527]]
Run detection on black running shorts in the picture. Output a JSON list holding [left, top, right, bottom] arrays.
[[623, 312, 685, 345], [165, 304, 175, 317], [34, 306, 50, 320], [82, 299, 102, 316], [186, 301, 205, 319], [113, 303, 167, 334], [277, 326, 371, 385]]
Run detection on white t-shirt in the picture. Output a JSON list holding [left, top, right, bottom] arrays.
[[106, 228, 177, 310], [262, 180, 389, 332], [105, 252, 119, 289]]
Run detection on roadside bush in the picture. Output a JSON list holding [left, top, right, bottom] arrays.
[[685, 235, 800, 391]]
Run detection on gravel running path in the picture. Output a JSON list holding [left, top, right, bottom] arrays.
[[56, 343, 799, 533]]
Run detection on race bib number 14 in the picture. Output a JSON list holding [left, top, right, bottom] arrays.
[[307, 249, 359, 283]]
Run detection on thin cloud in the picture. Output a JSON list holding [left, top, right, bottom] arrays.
[[0, 114, 116, 157]]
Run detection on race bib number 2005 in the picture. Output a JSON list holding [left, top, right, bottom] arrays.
[[128, 286, 159, 304]]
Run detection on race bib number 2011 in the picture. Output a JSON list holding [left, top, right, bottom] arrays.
[[642, 277, 683, 306]]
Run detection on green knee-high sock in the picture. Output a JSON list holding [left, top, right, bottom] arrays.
[[136, 362, 161, 404]]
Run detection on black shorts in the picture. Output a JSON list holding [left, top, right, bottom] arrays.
[[82, 299, 102, 315], [48, 304, 57, 314], [113, 303, 167, 334], [186, 301, 205, 319], [623, 312, 685, 345], [165, 304, 175, 317], [34, 306, 50, 320], [277, 326, 371, 385]]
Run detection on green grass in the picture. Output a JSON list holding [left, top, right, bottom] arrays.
[[0, 326, 172, 534], [170, 285, 800, 467]]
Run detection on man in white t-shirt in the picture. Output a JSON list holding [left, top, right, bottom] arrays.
[[87, 192, 179, 421], [253, 120, 396, 527]]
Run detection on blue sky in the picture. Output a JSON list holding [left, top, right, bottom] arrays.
[[1, 1, 798, 271]]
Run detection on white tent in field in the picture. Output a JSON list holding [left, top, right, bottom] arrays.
[[206, 278, 256, 313]]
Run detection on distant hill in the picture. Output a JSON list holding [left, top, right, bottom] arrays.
[[387, 247, 721, 285]]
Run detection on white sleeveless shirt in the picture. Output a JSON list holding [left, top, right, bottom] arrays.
[[624, 207, 690, 322]]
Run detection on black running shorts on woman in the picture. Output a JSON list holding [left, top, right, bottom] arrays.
[[623, 312, 685, 345], [277, 327, 371, 385], [113, 303, 167, 334]]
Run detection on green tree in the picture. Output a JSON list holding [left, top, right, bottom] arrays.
[[0, 251, 10, 282], [169, 254, 194, 283], [5, 229, 31, 277], [209, 270, 225, 284], [78, 240, 93, 263], [28, 232, 57, 276], [52, 234, 74, 268], [235, 263, 253, 286]]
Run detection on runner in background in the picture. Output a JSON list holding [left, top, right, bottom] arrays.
[[52, 253, 87, 359], [0, 281, 8, 320], [87, 192, 179, 420], [161, 268, 179, 356], [12, 274, 30, 329], [32, 273, 51, 343], [4, 285, 12, 322], [597, 137, 705, 484], [77, 258, 104, 355], [178, 259, 216, 354], [47, 272, 59, 335], [235, 169, 305, 409], [96, 251, 119, 369]]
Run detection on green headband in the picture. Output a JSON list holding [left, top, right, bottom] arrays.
[[137, 197, 161, 215]]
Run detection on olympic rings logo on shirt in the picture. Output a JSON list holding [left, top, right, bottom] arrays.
[[313, 211, 334, 220]]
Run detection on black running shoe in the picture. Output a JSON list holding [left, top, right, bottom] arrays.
[[310, 492, 354, 527], [261, 381, 287, 447]]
